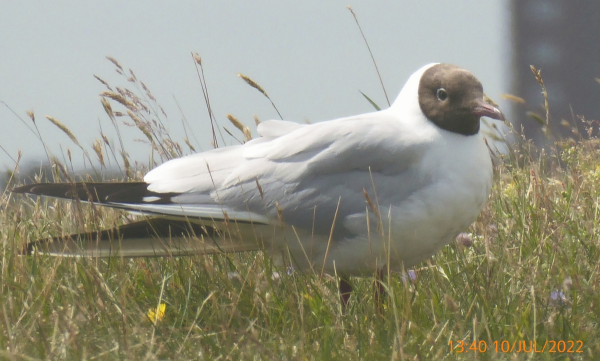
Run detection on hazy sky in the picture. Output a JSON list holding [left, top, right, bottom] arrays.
[[0, 1, 509, 173]]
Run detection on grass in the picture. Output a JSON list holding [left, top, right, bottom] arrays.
[[1, 57, 600, 360]]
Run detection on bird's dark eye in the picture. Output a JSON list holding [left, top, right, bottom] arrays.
[[436, 88, 447, 101]]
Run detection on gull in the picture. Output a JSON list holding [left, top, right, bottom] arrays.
[[13, 63, 504, 304]]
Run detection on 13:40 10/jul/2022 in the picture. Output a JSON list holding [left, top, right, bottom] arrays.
[[448, 340, 584, 354]]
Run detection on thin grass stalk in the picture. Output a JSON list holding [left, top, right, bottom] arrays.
[[237, 73, 283, 120], [45, 116, 99, 177], [128, 72, 181, 159], [100, 96, 129, 176], [192, 52, 224, 148], [98, 120, 124, 177], [347, 6, 390, 106], [0, 102, 47, 155], [173, 96, 201, 152]]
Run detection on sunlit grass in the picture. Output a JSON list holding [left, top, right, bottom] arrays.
[[2, 135, 599, 360]]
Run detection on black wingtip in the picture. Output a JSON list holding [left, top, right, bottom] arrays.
[[11, 182, 177, 204], [11, 183, 71, 197], [11, 184, 39, 194], [19, 218, 217, 257]]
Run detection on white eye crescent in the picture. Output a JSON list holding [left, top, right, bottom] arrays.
[[436, 88, 448, 101]]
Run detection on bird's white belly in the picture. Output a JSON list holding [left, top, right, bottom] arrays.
[[388, 173, 490, 270], [305, 135, 493, 276]]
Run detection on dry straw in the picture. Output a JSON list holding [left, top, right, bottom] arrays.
[[92, 139, 105, 167], [45, 115, 81, 147], [238, 74, 268, 97], [106, 56, 124, 71], [237, 73, 283, 120], [530, 65, 549, 125], [127, 110, 154, 142], [192, 52, 222, 148], [347, 5, 390, 106], [101, 91, 136, 112], [501, 94, 526, 104], [226, 114, 252, 141]]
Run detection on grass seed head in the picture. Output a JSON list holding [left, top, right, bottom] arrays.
[[26, 110, 35, 123], [127, 111, 153, 142], [94, 75, 112, 90], [92, 139, 105, 167], [227, 114, 252, 141], [238, 73, 268, 97], [45, 115, 81, 147], [193, 53, 202, 65], [100, 97, 114, 120], [106, 56, 123, 71], [101, 91, 137, 111], [502, 94, 526, 104]]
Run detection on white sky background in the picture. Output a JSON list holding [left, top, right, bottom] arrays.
[[0, 1, 510, 174]]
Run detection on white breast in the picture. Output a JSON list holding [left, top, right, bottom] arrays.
[[321, 130, 492, 275], [395, 132, 491, 267]]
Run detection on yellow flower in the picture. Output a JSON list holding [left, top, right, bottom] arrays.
[[148, 303, 166, 324], [303, 293, 314, 301]]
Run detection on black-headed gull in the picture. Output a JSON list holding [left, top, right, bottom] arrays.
[[14, 63, 504, 304]]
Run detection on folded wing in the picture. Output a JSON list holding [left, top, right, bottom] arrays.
[[14, 112, 432, 257]]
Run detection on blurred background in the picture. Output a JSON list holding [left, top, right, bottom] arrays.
[[1, 1, 598, 179]]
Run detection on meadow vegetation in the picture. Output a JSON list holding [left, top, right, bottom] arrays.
[[1, 56, 599, 360]]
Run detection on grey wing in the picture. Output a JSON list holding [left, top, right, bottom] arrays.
[[162, 114, 433, 235], [14, 116, 432, 260]]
